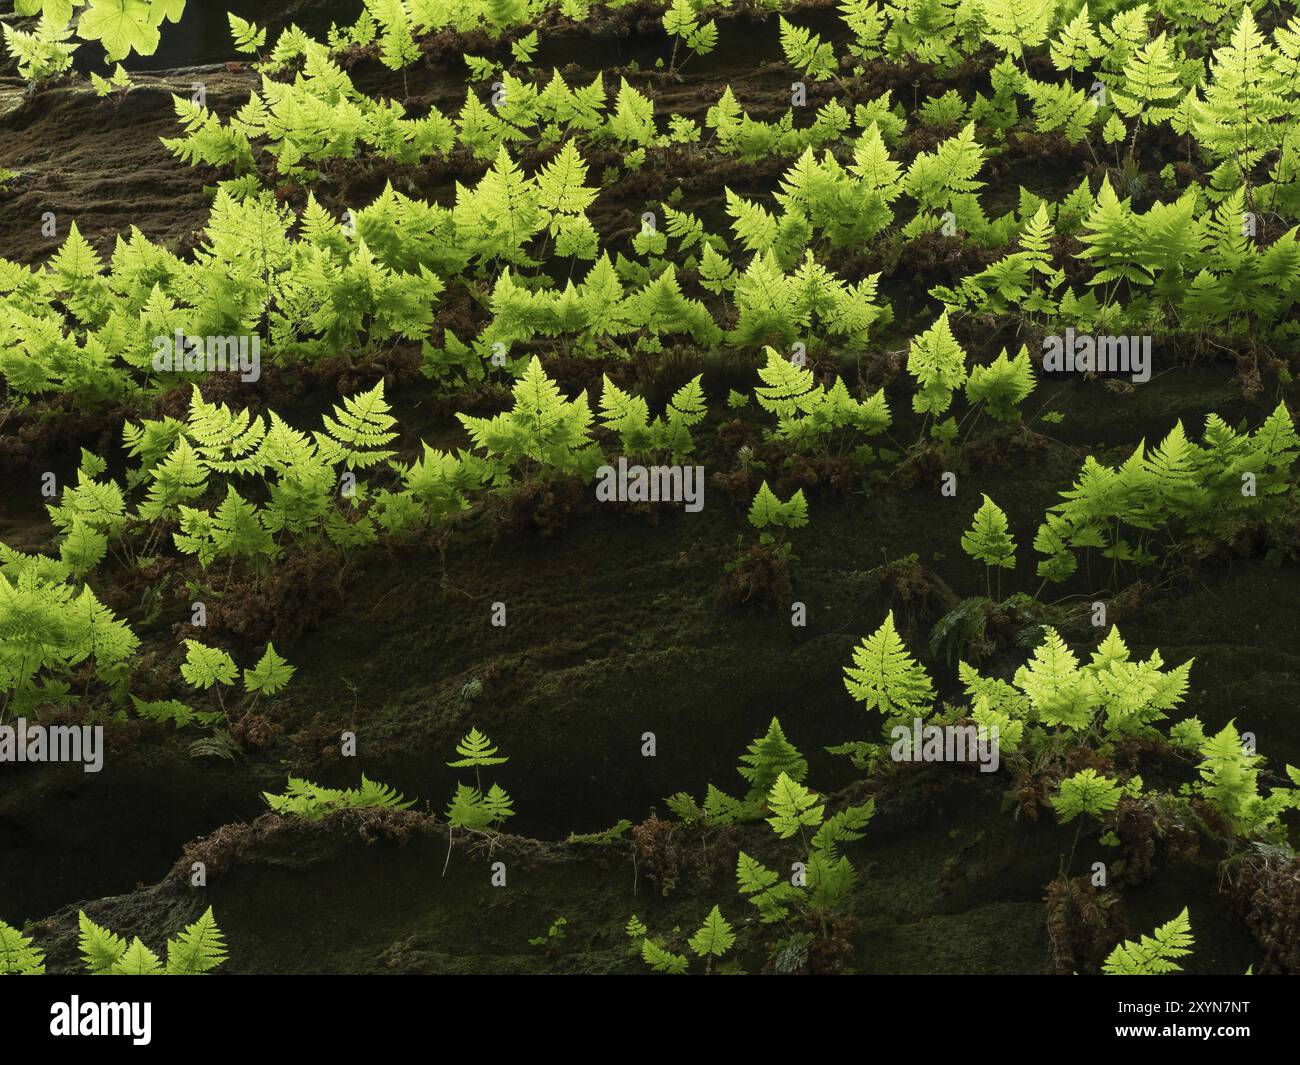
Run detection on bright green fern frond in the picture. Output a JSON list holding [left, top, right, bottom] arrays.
[[165, 907, 228, 975], [843, 611, 935, 721], [448, 727, 509, 767], [0, 920, 46, 974], [1103, 908, 1194, 975]]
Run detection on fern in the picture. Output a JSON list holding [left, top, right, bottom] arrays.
[[1192, 8, 1289, 198], [3, 14, 77, 83], [903, 122, 986, 238], [316, 381, 399, 470], [688, 905, 736, 962], [966, 345, 1036, 419], [737, 717, 808, 805], [982, 0, 1051, 61], [765, 772, 824, 838], [906, 311, 968, 416], [179, 639, 238, 690], [640, 936, 689, 974], [1050, 3, 1102, 73], [0, 920, 46, 974], [1052, 768, 1123, 823], [243, 643, 296, 696], [164, 907, 228, 975], [228, 13, 266, 55], [263, 774, 415, 820], [736, 850, 794, 922], [457, 356, 601, 479], [1103, 908, 1194, 975], [447, 727, 509, 767], [960, 494, 1017, 587], [843, 610, 935, 723], [779, 17, 837, 81], [747, 481, 809, 532], [73, 907, 227, 976]]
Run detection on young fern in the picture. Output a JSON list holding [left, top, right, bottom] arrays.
[[1102, 908, 1194, 975], [263, 774, 415, 821], [76, 907, 227, 975], [960, 494, 1017, 596]]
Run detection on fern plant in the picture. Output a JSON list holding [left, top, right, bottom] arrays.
[[960, 494, 1017, 596], [1033, 405, 1300, 587], [2, 14, 77, 84], [687, 905, 736, 973], [148, 640, 295, 751], [779, 17, 837, 81], [843, 610, 936, 726], [0, 547, 138, 718], [264, 774, 414, 820], [736, 772, 874, 945], [76, 907, 227, 975], [906, 311, 968, 419], [1052, 767, 1124, 823], [1102, 908, 1194, 975], [443, 727, 515, 873], [458, 356, 602, 481], [0, 919, 46, 974]]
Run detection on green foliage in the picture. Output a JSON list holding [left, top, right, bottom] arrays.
[[316, 381, 399, 470], [598, 373, 707, 461], [843, 610, 935, 723], [1192, 720, 1297, 840], [458, 356, 601, 479], [77, 906, 227, 976], [76, 0, 186, 62], [1050, 3, 1102, 72], [640, 936, 689, 974], [1034, 406, 1300, 585], [179, 639, 237, 690], [447, 727, 509, 767], [960, 494, 1017, 571], [779, 17, 837, 81], [3, 14, 77, 82], [227, 13, 265, 54], [567, 819, 632, 845], [165, 907, 229, 975], [0, 920, 45, 974], [0, 552, 138, 713], [754, 347, 891, 451], [243, 643, 296, 696], [959, 624, 1193, 746], [688, 905, 736, 960], [737, 717, 808, 806], [1103, 908, 1194, 975], [1052, 768, 1123, 823], [528, 915, 567, 949], [89, 62, 131, 97], [903, 123, 986, 238], [263, 774, 415, 820], [444, 728, 513, 839], [748, 481, 809, 532], [906, 311, 968, 416], [965, 345, 1036, 420], [765, 772, 824, 838]]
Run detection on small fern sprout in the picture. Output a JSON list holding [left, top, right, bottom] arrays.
[[960, 494, 1017, 598], [1102, 908, 1194, 975]]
